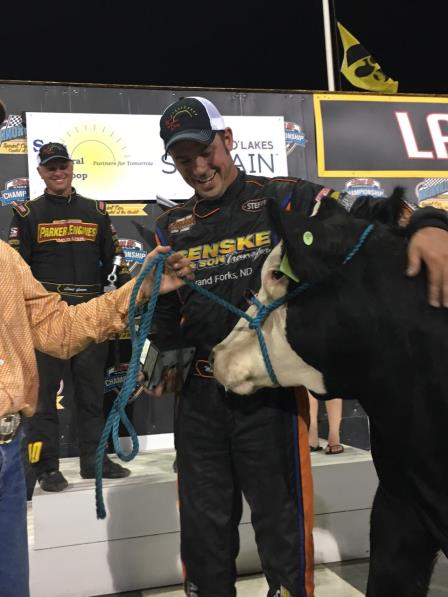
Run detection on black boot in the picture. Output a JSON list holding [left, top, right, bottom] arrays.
[[80, 454, 131, 479], [38, 470, 69, 492]]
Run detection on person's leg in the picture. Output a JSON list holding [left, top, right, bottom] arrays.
[[307, 390, 321, 451], [176, 378, 241, 597], [71, 342, 129, 477], [0, 431, 30, 597], [28, 352, 64, 476], [367, 484, 438, 597], [234, 386, 315, 597], [72, 342, 108, 458], [325, 398, 344, 454], [20, 418, 36, 500]]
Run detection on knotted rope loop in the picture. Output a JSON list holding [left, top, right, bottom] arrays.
[[95, 252, 166, 519]]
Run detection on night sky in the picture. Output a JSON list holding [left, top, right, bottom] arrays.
[[2, 2, 446, 95]]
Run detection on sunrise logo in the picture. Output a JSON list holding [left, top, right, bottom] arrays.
[[61, 123, 130, 191]]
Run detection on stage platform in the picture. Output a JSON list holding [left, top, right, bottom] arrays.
[[29, 441, 377, 597]]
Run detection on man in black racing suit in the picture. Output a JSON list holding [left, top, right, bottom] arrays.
[[154, 97, 448, 597], [8, 142, 131, 493]]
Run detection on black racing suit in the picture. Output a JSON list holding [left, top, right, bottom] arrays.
[[154, 170, 447, 597], [8, 189, 130, 474]]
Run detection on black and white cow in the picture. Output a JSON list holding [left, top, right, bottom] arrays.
[[212, 191, 448, 597]]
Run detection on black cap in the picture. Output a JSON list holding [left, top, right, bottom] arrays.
[[38, 142, 71, 165], [160, 96, 225, 155]]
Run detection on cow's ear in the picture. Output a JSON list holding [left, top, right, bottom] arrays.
[[313, 196, 349, 220], [270, 196, 368, 282], [370, 187, 407, 226], [348, 186, 407, 226]]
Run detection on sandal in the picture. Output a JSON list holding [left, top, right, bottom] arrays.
[[325, 444, 344, 455], [310, 445, 323, 452]]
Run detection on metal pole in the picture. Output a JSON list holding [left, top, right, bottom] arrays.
[[322, 0, 336, 91]]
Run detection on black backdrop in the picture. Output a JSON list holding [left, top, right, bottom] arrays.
[[3, 82, 445, 453]]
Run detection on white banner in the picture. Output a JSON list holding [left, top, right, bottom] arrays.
[[26, 112, 288, 201]]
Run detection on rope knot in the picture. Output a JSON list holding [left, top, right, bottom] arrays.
[[249, 305, 270, 328]]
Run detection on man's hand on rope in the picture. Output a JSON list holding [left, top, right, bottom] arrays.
[[140, 245, 193, 298]]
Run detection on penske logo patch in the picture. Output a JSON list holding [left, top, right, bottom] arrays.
[[182, 231, 272, 270], [37, 220, 98, 243]]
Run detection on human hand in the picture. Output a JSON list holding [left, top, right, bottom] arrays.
[[407, 227, 448, 307], [137, 366, 179, 397], [140, 245, 193, 299]]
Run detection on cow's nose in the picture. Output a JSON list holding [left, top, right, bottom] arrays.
[[208, 349, 215, 369]]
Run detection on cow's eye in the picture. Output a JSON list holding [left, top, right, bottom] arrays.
[[271, 270, 285, 280]]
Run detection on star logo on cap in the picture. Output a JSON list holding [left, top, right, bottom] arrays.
[[164, 116, 181, 130]]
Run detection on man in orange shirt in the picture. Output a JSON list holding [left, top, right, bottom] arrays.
[[0, 241, 191, 597]]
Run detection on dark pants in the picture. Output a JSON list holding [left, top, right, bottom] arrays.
[[0, 431, 29, 597], [366, 485, 439, 597], [28, 342, 108, 474], [176, 377, 313, 597]]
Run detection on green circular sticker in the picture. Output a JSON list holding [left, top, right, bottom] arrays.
[[303, 231, 313, 246]]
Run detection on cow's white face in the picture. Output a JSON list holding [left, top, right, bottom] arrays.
[[212, 243, 326, 395]]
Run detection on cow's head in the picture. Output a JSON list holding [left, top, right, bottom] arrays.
[[269, 187, 404, 284], [212, 240, 327, 395], [212, 188, 405, 395]]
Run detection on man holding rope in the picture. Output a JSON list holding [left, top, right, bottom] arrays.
[[0, 242, 191, 597], [153, 96, 448, 597]]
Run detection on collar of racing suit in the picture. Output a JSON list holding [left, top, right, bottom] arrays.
[[44, 187, 77, 203]]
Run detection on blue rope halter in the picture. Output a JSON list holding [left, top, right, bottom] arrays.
[[95, 223, 374, 518]]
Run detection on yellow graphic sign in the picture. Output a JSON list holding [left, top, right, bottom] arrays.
[[313, 93, 448, 177], [0, 140, 27, 154], [106, 203, 147, 216], [37, 221, 98, 243], [28, 442, 43, 464]]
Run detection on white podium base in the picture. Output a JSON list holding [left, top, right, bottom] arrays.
[[29, 443, 377, 597]]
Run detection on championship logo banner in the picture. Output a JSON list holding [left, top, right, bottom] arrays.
[[284, 121, 307, 155], [314, 94, 448, 178], [104, 365, 129, 395], [0, 177, 29, 206], [26, 113, 288, 201], [0, 114, 27, 154], [119, 238, 147, 275], [415, 178, 448, 211]]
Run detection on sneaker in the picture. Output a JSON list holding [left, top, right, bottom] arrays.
[[80, 454, 131, 479], [38, 470, 68, 492]]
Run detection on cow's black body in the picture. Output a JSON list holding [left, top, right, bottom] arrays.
[[270, 192, 448, 596]]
